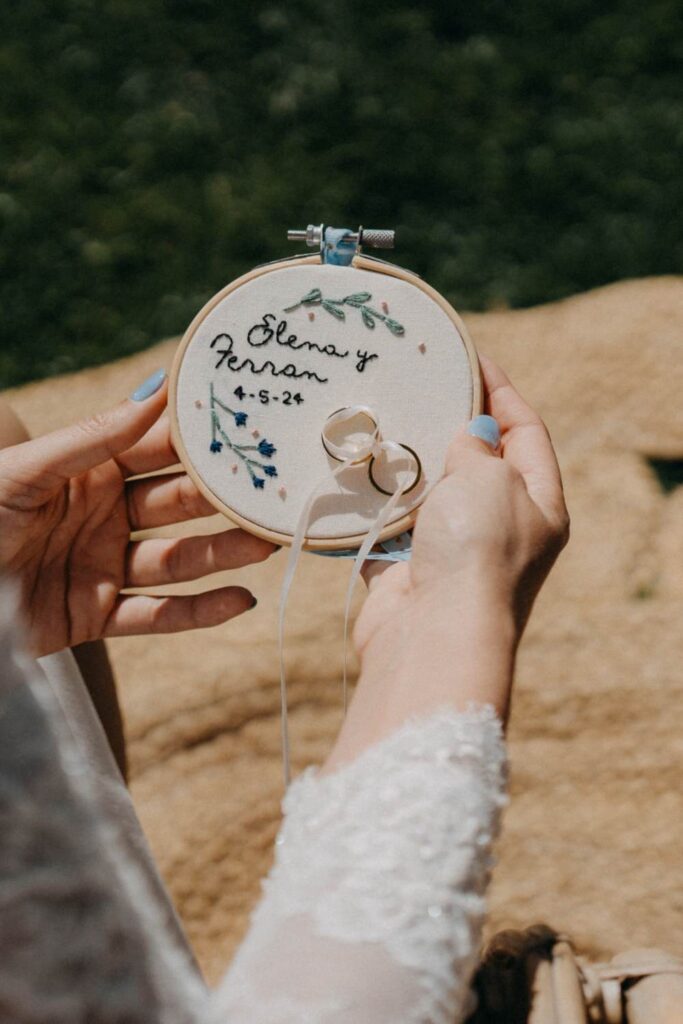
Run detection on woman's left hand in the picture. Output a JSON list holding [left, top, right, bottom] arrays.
[[0, 371, 277, 657]]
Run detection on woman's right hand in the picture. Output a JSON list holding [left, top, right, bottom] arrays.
[[324, 356, 569, 770], [412, 355, 569, 631], [357, 355, 569, 644]]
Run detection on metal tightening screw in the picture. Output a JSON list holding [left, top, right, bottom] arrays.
[[287, 225, 395, 250], [360, 229, 395, 250], [287, 224, 323, 247]]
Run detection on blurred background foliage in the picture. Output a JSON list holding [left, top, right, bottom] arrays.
[[1, 0, 682, 386]]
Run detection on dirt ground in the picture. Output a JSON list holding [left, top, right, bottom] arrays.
[[5, 276, 683, 984]]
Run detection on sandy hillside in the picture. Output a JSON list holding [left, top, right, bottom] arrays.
[[4, 276, 683, 983]]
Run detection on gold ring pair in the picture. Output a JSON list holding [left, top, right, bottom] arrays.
[[321, 408, 422, 496]]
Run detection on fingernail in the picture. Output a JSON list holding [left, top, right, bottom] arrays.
[[130, 369, 167, 402], [467, 414, 500, 449]]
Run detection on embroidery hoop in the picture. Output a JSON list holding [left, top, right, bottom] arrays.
[[169, 248, 482, 551]]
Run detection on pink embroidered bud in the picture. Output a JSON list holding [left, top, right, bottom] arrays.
[[418, 342, 427, 354]]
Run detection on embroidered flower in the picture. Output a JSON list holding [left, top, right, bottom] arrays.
[[208, 385, 278, 490]]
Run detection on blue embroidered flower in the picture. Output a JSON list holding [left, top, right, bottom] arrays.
[[208, 386, 278, 490]]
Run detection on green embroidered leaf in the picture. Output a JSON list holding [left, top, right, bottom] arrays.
[[322, 299, 346, 319], [342, 291, 372, 307], [385, 317, 405, 335], [285, 288, 404, 333]]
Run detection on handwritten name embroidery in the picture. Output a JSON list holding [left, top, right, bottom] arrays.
[[246, 315, 378, 374], [284, 289, 405, 335], [248, 314, 349, 360], [211, 333, 329, 384], [209, 383, 278, 489]]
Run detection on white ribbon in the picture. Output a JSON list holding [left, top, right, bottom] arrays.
[[278, 406, 419, 787]]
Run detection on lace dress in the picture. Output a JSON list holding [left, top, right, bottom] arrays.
[[0, 583, 506, 1023], [210, 705, 507, 1024]]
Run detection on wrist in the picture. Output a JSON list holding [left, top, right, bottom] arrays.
[[321, 574, 517, 774], [361, 571, 519, 669], [405, 572, 519, 641], [363, 580, 517, 699], [366, 585, 516, 688]]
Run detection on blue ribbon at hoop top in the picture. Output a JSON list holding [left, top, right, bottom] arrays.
[[323, 227, 357, 266]]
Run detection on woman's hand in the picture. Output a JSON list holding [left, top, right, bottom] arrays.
[[0, 371, 277, 657], [323, 356, 569, 771], [358, 355, 569, 644]]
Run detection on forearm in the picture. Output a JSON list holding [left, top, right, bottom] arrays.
[[321, 576, 517, 775]]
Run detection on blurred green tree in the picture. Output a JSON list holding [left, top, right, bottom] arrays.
[[1, 0, 682, 386]]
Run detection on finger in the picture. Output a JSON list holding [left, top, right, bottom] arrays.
[[479, 354, 566, 520], [127, 472, 216, 530], [115, 414, 180, 479], [125, 529, 277, 587], [0, 400, 30, 448], [104, 586, 256, 638], [360, 560, 394, 588], [11, 372, 168, 490], [444, 413, 502, 474]]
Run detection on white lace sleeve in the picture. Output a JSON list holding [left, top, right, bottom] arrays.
[[210, 705, 507, 1024]]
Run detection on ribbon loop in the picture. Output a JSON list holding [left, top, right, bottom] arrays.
[[320, 405, 380, 463]]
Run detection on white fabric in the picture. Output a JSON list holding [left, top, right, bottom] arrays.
[[210, 705, 507, 1024], [0, 586, 205, 1023], [36, 648, 197, 967], [175, 263, 475, 540]]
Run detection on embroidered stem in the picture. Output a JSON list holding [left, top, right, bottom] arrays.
[[209, 383, 278, 489], [284, 289, 405, 335]]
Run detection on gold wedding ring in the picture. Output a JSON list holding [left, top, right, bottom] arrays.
[[368, 444, 422, 496]]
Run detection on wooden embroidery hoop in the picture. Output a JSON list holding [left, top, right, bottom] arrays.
[[169, 251, 482, 551]]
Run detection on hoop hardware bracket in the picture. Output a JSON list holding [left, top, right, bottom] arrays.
[[287, 224, 395, 265]]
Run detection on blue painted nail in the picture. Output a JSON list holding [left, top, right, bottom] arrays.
[[467, 414, 500, 449], [131, 369, 167, 402]]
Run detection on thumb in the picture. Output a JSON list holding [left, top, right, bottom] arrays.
[[13, 370, 168, 485], [444, 414, 501, 475]]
